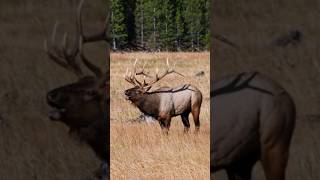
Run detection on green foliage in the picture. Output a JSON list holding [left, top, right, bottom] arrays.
[[111, 0, 210, 51], [111, 0, 127, 49]]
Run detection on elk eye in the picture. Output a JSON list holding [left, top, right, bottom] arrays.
[[83, 90, 97, 101]]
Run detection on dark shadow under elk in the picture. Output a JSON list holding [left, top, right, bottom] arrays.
[[44, 0, 109, 179]]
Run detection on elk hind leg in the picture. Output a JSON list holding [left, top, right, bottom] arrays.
[[226, 163, 254, 180], [181, 112, 190, 133], [260, 99, 295, 180], [261, 144, 289, 180], [191, 105, 200, 132]]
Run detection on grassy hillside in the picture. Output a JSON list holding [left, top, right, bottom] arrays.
[[0, 0, 107, 179], [212, 0, 320, 179], [110, 52, 210, 179]]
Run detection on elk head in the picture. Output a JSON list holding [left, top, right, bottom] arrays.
[[124, 59, 184, 102], [45, 0, 109, 130]]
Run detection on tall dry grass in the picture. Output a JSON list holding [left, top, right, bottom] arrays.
[[0, 1, 106, 179], [212, 0, 320, 179], [110, 52, 210, 179]]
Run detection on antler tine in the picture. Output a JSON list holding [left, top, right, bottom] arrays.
[[61, 32, 71, 58], [44, 38, 69, 71], [124, 65, 140, 86], [79, 36, 103, 77], [124, 59, 146, 87], [125, 67, 128, 77], [134, 58, 138, 67], [51, 21, 64, 56], [124, 75, 137, 86], [44, 21, 83, 77], [145, 59, 184, 86], [142, 61, 147, 69], [77, 0, 108, 43], [51, 21, 59, 44], [77, 0, 103, 78], [134, 60, 152, 78], [124, 67, 133, 84], [77, 0, 85, 39], [60, 33, 83, 76], [133, 59, 153, 86], [45, 0, 108, 78], [132, 58, 138, 76], [166, 58, 184, 77]]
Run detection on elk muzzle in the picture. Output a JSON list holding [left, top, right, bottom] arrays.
[[47, 90, 67, 121], [124, 91, 130, 100]]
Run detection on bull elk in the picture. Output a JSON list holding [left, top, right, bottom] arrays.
[[211, 72, 296, 180], [124, 59, 203, 134], [44, 0, 109, 179]]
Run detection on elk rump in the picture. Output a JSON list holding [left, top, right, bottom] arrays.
[[211, 72, 295, 180]]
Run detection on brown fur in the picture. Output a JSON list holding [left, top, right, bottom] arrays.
[[125, 85, 202, 133], [47, 76, 107, 160], [47, 75, 109, 179], [211, 72, 295, 180]]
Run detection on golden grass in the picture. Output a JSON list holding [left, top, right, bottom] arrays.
[[110, 52, 210, 179], [212, 1, 320, 179]]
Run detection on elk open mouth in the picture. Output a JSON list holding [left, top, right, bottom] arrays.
[[123, 94, 130, 100], [48, 107, 66, 121]]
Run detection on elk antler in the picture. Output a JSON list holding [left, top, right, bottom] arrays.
[[124, 59, 150, 86], [44, 0, 108, 78], [145, 58, 184, 87], [132, 59, 151, 78], [44, 21, 83, 77], [124, 58, 184, 90], [77, 0, 109, 78]]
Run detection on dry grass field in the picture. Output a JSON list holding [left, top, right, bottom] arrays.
[[212, 0, 320, 179], [0, 0, 106, 179], [110, 52, 210, 179]]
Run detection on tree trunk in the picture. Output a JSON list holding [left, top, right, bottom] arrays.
[[153, 8, 156, 51], [111, 11, 116, 50], [165, 13, 168, 52], [140, 2, 144, 47]]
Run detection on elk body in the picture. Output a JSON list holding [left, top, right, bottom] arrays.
[[211, 72, 296, 180], [124, 60, 202, 133], [45, 0, 109, 179]]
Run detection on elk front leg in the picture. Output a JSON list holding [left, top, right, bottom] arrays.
[[181, 112, 190, 133], [158, 116, 171, 135]]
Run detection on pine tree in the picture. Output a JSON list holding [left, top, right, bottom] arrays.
[[175, 0, 187, 51], [110, 0, 210, 51], [135, 0, 146, 47], [111, 0, 127, 49], [122, 0, 137, 48]]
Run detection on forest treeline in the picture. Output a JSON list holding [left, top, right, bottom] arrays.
[[111, 0, 210, 51]]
